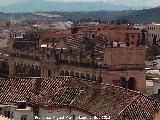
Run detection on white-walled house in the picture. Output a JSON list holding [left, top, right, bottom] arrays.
[[147, 23, 160, 45], [0, 77, 159, 120], [0, 103, 33, 120], [37, 108, 95, 120]]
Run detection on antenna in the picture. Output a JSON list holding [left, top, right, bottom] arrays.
[[130, 8, 134, 26]]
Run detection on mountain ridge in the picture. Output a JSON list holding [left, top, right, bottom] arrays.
[[0, 6, 159, 24], [0, 0, 150, 13]]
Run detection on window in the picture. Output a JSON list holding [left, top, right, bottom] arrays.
[[91, 34, 95, 38], [21, 115, 27, 120], [48, 70, 52, 77], [158, 89, 160, 94]]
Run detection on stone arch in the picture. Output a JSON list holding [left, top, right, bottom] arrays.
[[37, 67, 41, 77], [75, 72, 79, 77], [34, 66, 39, 77], [60, 70, 65, 76], [16, 63, 21, 76], [13, 62, 17, 75], [70, 71, 74, 76], [22, 64, 27, 76], [97, 75, 102, 83], [26, 64, 30, 77], [128, 77, 136, 90], [15, 63, 19, 75], [91, 74, 96, 81], [19, 63, 24, 76], [80, 73, 85, 79], [120, 77, 128, 89], [64, 71, 69, 76], [30, 65, 35, 77], [86, 74, 90, 80]]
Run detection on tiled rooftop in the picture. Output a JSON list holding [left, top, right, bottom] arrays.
[[63, 36, 107, 60], [0, 77, 159, 120]]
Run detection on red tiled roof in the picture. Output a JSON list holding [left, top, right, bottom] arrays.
[[0, 77, 159, 120]]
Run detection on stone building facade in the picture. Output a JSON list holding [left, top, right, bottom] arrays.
[[0, 43, 146, 93], [0, 24, 147, 93], [59, 46, 146, 93], [147, 23, 160, 45]]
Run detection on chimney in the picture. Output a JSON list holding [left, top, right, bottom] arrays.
[[16, 101, 26, 109]]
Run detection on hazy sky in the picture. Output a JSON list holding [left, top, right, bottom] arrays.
[[0, 0, 159, 7]]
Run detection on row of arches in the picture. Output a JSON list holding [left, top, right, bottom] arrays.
[[60, 70, 102, 82], [14, 63, 41, 77], [113, 77, 136, 90], [1, 61, 9, 75]]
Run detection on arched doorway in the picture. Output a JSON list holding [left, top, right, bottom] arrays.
[[80, 73, 85, 79], [86, 74, 90, 80], [34, 66, 39, 77], [16, 63, 21, 76], [30, 65, 35, 77], [23, 64, 27, 76], [26, 65, 30, 77], [75, 72, 79, 78], [60, 70, 64, 76], [97, 75, 102, 83], [120, 77, 128, 89], [128, 77, 136, 90], [91, 74, 96, 81], [70, 71, 74, 76], [64, 71, 69, 76], [37, 67, 41, 77]]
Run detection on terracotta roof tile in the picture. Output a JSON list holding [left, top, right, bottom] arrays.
[[0, 77, 159, 120]]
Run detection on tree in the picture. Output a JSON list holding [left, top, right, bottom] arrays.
[[152, 35, 157, 46], [141, 29, 145, 45], [148, 45, 160, 58]]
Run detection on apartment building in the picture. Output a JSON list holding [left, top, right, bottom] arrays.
[[147, 23, 160, 45]]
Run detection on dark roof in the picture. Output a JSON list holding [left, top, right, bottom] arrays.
[[150, 94, 160, 102], [63, 36, 106, 59], [0, 77, 159, 120]]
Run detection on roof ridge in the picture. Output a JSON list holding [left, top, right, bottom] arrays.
[[101, 83, 141, 95], [69, 89, 85, 106], [117, 93, 141, 117], [117, 92, 160, 119]]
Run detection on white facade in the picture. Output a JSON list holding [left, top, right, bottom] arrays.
[[0, 105, 33, 120], [147, 23, 160, 45], [146, 79, 160, 95], [38, 108, 94, 120], [153, 80, 160, 94], [0, 38, 10, 48], [0, 105, 96, 120]]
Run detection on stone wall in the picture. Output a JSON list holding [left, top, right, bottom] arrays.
[[60, 64, 146, 93], [104, 47, 146, 66]]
